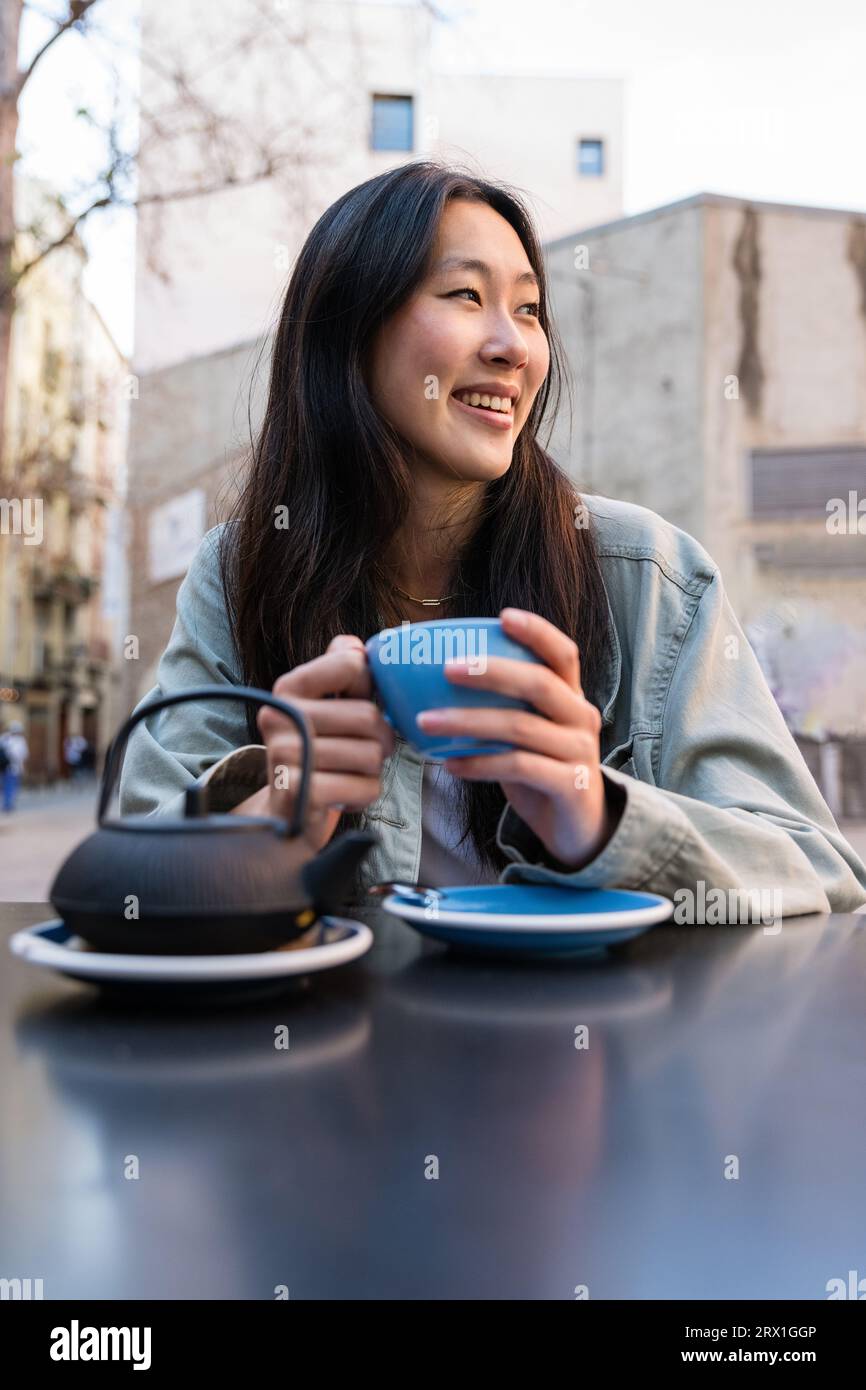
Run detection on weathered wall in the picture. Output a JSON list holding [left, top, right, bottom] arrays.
[[544, 197, 705, 538]]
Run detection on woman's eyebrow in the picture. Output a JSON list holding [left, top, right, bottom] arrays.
[[433, 255, 539, 287]]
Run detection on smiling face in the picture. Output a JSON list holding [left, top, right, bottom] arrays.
[[368, 197, 550, 486]]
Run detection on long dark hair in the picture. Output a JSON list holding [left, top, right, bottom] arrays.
[[219, 160, 611, 874]]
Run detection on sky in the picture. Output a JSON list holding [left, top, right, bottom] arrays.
[[15, 0, 866, 358]]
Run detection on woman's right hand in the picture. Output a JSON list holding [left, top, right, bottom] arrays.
[[232, 635, 396, 852]]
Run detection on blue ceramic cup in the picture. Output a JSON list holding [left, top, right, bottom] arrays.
[[365, 616, 542, 760]]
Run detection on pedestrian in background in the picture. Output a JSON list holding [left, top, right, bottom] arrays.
[[0, 721, 29, 813], [63, 733, 87, 785]]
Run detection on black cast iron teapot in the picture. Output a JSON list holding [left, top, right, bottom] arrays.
[[49, 686, 379, 955]]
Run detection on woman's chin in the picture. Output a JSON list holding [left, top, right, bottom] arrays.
[[440, 445, 514, 482]]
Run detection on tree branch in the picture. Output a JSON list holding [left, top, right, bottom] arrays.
[[9, 153, 299, 292], [17, 0, 101, 95]]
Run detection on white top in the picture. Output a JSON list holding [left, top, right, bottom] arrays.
[[418, 761, 501, 887], [0, 732, 28, 774]]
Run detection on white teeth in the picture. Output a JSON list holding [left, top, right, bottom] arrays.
[[457, 391, 512, 414]]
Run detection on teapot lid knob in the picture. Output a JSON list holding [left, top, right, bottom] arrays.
[[184, 784, 209, 819]]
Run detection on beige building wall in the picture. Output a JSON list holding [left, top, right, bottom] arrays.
[[134, 1, 434, 375], [124, 338, 266, 710], [0, 177, 129, 779], [432, 72, 623, 243]]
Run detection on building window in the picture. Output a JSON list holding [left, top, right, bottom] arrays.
[[371, 94, 414, 152], [750, 446, 866, 519], [577, 138, 604, 177]]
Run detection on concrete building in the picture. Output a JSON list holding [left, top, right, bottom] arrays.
[[0, 177, 130, 781], [125, 0, 623, 705], [544, 192, 866, 812]]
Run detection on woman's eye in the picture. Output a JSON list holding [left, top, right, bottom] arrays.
[[445, 288, 541, 317]]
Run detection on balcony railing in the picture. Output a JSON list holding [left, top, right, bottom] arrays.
[[31, 558, 98, 603]]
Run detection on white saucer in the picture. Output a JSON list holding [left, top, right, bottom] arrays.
[[9, 917, 373, 1001]]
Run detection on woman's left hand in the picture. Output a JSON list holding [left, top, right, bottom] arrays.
[[415, 607, 624, 870]]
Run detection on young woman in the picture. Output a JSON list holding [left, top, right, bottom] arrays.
[[119, 161, 866, 918]]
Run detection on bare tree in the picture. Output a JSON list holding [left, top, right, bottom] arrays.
[[0, 0, 351, 473]]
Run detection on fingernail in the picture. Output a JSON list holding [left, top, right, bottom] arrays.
[[416, 711, 443, 727]]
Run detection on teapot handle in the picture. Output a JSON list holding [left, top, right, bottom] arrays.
[[98, 684, 313, 838]]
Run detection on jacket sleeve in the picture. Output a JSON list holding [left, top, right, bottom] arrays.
[[118, 526, 268, 819], [495, 566, 866, 919]]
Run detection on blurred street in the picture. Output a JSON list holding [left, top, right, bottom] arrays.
[[1, 783, 100, 901], [2, 782, 866, 906]]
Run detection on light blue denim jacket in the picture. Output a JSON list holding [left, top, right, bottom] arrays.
[[118, 494, 866, 918]]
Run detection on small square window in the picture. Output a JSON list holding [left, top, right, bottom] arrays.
[[371, 95, 414, 152], [578, 138, 604, 177]]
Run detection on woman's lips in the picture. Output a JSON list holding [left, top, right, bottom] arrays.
[[449, 394, 514, 430]]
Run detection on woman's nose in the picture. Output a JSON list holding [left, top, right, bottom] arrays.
[[478, 319, 530, 370]]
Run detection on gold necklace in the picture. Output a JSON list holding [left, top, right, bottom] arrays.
[[393, 583, 457, 607]]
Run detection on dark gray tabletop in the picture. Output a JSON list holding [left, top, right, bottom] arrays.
[[2, 901, 865, 1300]]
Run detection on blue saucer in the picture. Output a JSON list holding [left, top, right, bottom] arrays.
[[383, 884, 672, 956]]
